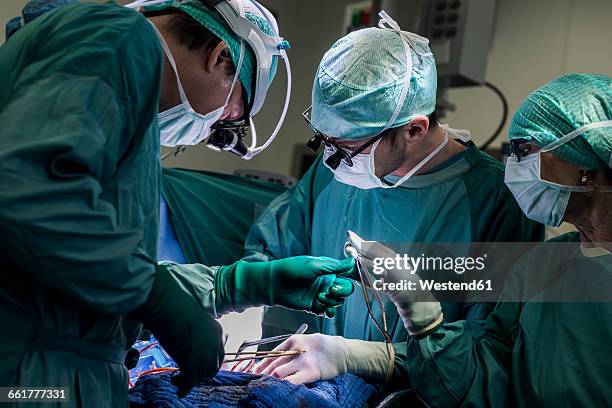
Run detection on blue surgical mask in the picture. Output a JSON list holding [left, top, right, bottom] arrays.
[[504, 154, 571, 227], [151, 21, 242, 148], [505, 120, 612, 226]]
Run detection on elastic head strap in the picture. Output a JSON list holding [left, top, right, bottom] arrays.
[[377, 11, 412, 133], [541, 120, 612, 153], [224, 39, 245, 106], [148, 21, 190, 106], [376, 11, 433, 134]]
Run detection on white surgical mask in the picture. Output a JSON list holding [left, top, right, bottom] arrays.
[[504, 120, 612, 226], [324, 147, 380, 190], [151, 22, 243, 147], [325, 125, 470, 190]]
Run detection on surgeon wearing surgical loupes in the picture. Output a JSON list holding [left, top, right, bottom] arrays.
[[0, 0, 356, 405], [345, 74, 612, 407], [245, 11, 542, 388]]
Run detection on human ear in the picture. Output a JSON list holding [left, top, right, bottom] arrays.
[[205, 41, 233, 74], [403, 115, 430, 145]]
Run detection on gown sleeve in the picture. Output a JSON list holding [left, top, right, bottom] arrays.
[[405, 278, 522, 407], [243, 156, 331, 262], [0, 8, 163, 315]]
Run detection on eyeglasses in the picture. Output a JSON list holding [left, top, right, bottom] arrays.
[[302, 106, 385, 170], [508, 138, 533, 163], [354, 256, 393, 356]]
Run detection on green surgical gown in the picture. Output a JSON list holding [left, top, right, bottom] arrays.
[[406, 232, 612, 407], [243, 144, 544, 387], [0, 3, 181, 407], [161, 168, 287, 266]]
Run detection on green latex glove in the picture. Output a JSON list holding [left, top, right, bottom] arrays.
[[129, 264, 225, 398], [215, 256, 355, 317]]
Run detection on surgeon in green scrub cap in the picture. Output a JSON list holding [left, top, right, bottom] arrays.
[[243, 11, 543, 393], [354, 73, 611, 407], [0, 1, 356, 405]]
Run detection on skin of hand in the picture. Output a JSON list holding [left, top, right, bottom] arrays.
[[250, 334, 347, 384]]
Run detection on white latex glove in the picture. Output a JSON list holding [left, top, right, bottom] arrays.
[[251, 333, 394, 384], [344, 231, 444, 337]]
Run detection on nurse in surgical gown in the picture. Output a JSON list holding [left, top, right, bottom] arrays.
[[404, 74, 612, 406]]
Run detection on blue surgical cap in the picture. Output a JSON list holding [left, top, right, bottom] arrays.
[[509, 74, 612, 170], [311, 27, 437, 141], [5, 0, 79, 39]]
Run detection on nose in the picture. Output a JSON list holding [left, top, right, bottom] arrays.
[[222, 101, 243, 120], [221, 83, 245, 121]]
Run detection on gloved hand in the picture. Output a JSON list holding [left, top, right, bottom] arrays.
[[129, 264, 224, 398], [344, 231, 444, 337], [214, 256, 355, 317], [251, 333, 395, 384]]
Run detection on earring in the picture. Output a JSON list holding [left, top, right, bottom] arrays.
[[580, 172, 589, 185]]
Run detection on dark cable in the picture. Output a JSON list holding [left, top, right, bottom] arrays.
[[479, 81, 508, 151]]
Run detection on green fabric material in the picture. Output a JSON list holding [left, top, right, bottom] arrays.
[[405, 232, 612, 407], [509, 73, 612, 170], [129, 263, 224, 397], [243, 145, 544, 388], [145, 0, 279, 106], [160, 168, 286, 266], [0, 3, 163, 406], [159, 168, 357, 322], [214, 257, 355, 317], [311, 27, 437, 140]]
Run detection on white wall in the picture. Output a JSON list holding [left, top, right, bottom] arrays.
[[444, 0, 612, 149], [165, 0, 612, 176], [2, 0, 611, 176], [1, 0, 29, 42]]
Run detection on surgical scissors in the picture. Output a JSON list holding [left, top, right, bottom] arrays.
[[235, 322, 308, 352], [227, 323, 309, 371], [354, 256, 393, 346], [345, 233, 393, 354], [223, 350, 305, 364]]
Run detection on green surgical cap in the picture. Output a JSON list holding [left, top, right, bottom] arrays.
[[509, 73, 612, 170], [146, 0, 278, 106], [311, 27, 437, 140]]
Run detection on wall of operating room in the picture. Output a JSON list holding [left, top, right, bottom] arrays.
[[3, 0, 611, 178]]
